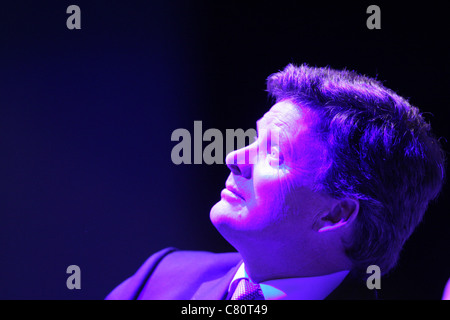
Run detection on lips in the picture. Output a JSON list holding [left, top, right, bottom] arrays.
[[225, 184, 245, 201]]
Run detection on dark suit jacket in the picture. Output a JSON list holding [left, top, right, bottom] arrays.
[[105, 247, 377, 300]]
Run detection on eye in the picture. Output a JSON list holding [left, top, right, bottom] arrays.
[[268, 146, 284, 166], [270, 147, 277, 157], [269, 146, 278, 159]]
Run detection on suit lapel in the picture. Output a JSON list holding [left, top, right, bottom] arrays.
[[191, 261, 378, 300], [192, 261, 242, 300]]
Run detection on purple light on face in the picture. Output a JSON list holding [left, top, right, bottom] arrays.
[[265, 63, 446, 276], [221, 188, 245, 202], [228, 128, 281, 166]]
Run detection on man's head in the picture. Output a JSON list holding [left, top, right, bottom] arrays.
[[210, 64, 445, 278]]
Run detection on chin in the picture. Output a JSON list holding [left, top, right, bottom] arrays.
[[210, 199, 247, 231]]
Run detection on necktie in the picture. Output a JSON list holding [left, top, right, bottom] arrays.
[[229, 278, 265, 300]]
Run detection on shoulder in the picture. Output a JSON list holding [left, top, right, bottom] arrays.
[[159, 248, 241, 271], [105, 247, 241, 300]]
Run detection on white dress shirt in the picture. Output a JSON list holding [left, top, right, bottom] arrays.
[[229, 262, 349, 300]]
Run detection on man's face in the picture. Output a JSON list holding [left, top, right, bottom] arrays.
[[210, 100, 331, 243]]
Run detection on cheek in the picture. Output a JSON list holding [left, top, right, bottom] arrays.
[[251, 168, 287, 214]]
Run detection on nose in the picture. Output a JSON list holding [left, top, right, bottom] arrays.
[[225, 145, 254, 179]]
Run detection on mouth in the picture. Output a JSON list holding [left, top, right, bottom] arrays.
[[223, 185, 245, 201]]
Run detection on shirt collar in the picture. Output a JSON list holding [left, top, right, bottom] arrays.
[[229, 262, 349, 300]]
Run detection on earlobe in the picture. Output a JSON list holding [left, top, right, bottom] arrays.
[[313, 198, 359, 233]]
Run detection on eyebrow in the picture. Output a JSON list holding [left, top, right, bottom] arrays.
[[256, 118, 264, 134]]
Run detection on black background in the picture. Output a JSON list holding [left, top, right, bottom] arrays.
[[1, 1, 449, 300]]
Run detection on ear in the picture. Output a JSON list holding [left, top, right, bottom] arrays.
[[313, 198, 359, 233]]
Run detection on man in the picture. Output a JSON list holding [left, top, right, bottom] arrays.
[[106, 64, 445, 300]]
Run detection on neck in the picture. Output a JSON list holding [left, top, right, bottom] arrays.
[[235, 241, 351, 283]]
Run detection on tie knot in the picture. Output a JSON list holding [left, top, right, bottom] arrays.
[[229, 278, 265, 300]]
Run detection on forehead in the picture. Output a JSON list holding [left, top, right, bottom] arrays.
[[258, 101, 325, 171], [256, 100, 311, 135]]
